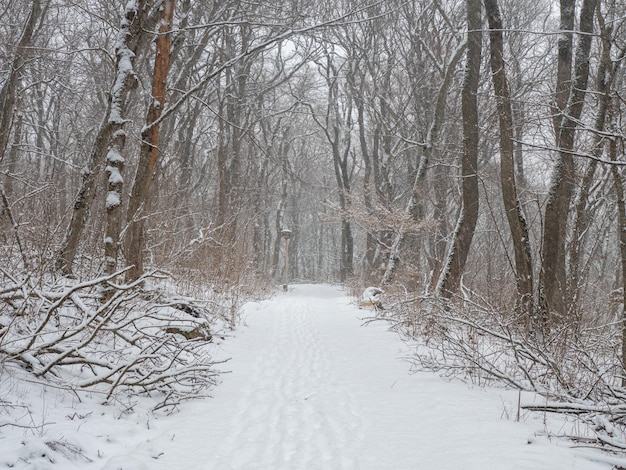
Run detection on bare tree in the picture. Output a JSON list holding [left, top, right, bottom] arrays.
[[437, 0, 482, 298], [125, 0, 176, 282], [0, 1, 48, 163], [56, 1, 158, 275], [540, 0, 598, 324], [598, 6, 626, 383], [307, 46, 355, 281], [102, 1, 152, 278], [484, 0, 534, 323]]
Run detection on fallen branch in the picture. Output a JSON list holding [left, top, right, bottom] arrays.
[[0, 270, 218, 410]]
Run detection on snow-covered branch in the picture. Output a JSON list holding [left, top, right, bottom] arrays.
[[0, 271, 216, 410]]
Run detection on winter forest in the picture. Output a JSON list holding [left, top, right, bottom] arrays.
[[3, 0, 626, 466]]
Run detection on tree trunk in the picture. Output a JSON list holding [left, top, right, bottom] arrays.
[[334, 122, 354, 282], [272, 155, 289, 278], [437, 0, 482, 298], [484, 0, 534, 322], [0, 1, 46, 230], [610, 115, 626, 383], [0, 1, 46, 162], [314, 51, 354, 283], [353, 72, 377, 277], [56, 0, 155, 275], [213, 29, 252, 279], [125, 0, 175, 282], [541, 0, 597, 323], [380, 40, 466, 288], [1, 111, 23, 226], [568, 11, 614, 322], [332, 133, 354, 282], [102, 2, 150, 278]]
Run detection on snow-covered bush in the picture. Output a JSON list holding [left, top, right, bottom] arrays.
[[381, 291, 626, 453], [0, 269, 217, 411]]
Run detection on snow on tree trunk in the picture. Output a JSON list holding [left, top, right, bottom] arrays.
[[104, 1, 144, 279], [56, 0, 155, 276], [125, 0, 175, 282], [568, 18, 614, 325]]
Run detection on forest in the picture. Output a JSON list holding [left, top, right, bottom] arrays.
[[2, 0, 626, 457]]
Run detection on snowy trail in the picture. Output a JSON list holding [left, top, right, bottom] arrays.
[[149, 284, 606, 470]]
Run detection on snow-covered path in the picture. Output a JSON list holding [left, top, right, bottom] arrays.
[[150, 284, 606, 470]]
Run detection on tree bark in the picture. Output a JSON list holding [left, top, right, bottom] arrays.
[[612, 157, 626, 386], [568, 10, 614, 321], [0, 1, 46, 162], [56, 0, 155, 275], [541, 0, 597, 323], [436, 0, 482, 298], [125, 0, 175, 282], [380, 41, 466, 288], [0, 1, 47, 229], [484, 0, 534, 322]]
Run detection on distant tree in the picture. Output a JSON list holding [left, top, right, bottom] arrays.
[[0, 0, 49, 249], [0, 1, 48, 163], [310, 47, 355, 281]]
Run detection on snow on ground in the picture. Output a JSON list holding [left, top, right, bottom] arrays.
[[0, 284, 615, 469], [148, 284, 609, 470]]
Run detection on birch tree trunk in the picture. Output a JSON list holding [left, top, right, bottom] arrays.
[[436, 0, 481, 298], [125, 0, 175, 282]]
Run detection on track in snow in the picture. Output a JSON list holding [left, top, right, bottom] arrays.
[[150, 284, 607, 470], [212, 297, 366, 469]]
